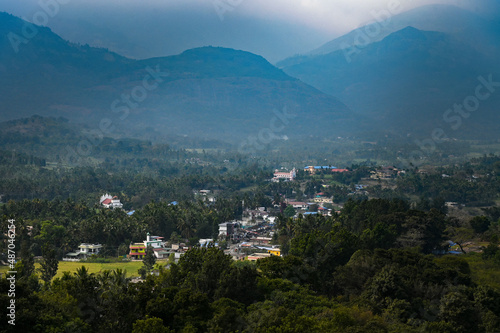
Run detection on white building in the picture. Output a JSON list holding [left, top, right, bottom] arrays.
[[100, 193, 123, 209], [144, 232, 164, 248], [219, 222, 237, 237], [63, 243, 103, 261], [144, 233, 170, 259], [79, 243, 103, 255], [272, 168, 296, 182], [286, 201, 309, 209]]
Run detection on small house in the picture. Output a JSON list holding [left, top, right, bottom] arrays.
[[63, 243, 103, 261]]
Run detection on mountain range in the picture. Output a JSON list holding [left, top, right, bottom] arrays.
[[278, 5, 500, 138], [0, 12, 352, 145], [1, 4, 500, 146], [279, 5, 499, 63]]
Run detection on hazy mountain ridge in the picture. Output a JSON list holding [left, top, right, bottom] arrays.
[[3, 6, 500, 142], [0, 12, 354, 144], [277, 4, 499, 67], [280, 22, 500, 138]]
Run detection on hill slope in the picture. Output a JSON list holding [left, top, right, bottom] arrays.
[[281, 25, 500, 138], [0, 12, 353, 144], [277, 4, 499, 67]]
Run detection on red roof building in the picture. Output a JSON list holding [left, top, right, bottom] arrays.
[[100, 193, 123, 209], [101, 198, 112, 205]]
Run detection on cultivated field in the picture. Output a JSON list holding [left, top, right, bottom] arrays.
[[0, 260, 159, 279]]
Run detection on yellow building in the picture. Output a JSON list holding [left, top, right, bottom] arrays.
[[268, 248, 281, 256], [129, 243, 146, 259]]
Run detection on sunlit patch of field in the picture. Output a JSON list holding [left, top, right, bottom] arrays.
[[0, 260, 169, 279]]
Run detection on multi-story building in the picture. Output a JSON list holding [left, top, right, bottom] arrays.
[[129, 233, 170, 259], [272, 168, 296, 182], [63, 243, 103, 261], [129, 243, 146, 259], [219, 222, 237, 237]]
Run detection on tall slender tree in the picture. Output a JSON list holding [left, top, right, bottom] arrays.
[[39, 243, 58, 285], [139, 245, 156, 278]]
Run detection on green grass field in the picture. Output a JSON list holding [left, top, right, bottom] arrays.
[[0, 260, 155, 279]]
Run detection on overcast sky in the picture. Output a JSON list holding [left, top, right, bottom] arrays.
[[1, 0, 498, 62]]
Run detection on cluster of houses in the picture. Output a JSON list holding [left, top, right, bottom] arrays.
[[304, 166, 349, 174], [63, 225, 282, 264], [90, 185, 346, 266], [128, 233, 201, 263], [271, 166, 350, 181], [370, 166, 404, 179], [284, 195, 335, 216], [220, 221, 282, 261]]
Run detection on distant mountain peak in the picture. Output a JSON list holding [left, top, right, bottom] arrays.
[[396, 26, 423, 34], [179, 46, 269, 63], [182, 46, 244, 54], [381, 26, 429, 42]]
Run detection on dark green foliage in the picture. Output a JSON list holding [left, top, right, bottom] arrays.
[[208, 298, 247, 332], [39, 243, 59, 284], [482, 243, 500, 265], [396, 155, 500, 206], [470, 216, 491, 234], [284, 205, 296, 218], [1, 243, 499, 332], [438, 290, 480, 332], [17, 237, 35, 279], [335, 199, 447, 253], [132, 316, 173, 333], [139, 245, 156, 278], [172, 246, 235, 300]]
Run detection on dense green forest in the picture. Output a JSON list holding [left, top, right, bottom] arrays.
[[1, 116, 500, 332], [1, 203, 500, 332]]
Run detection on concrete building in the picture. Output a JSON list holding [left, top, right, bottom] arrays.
[[100, 193, 123, 209], [219, 222, 237, 237], [272, 168, 296, 182], [129, 232, 169, 260], [63, 243, 103, 261]]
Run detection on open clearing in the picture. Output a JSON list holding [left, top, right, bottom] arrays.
[[0, 260, 165, 279]]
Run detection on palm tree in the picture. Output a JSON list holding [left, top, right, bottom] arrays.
[[112, 268, 129, 287], [178, 213, 196, 239]]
